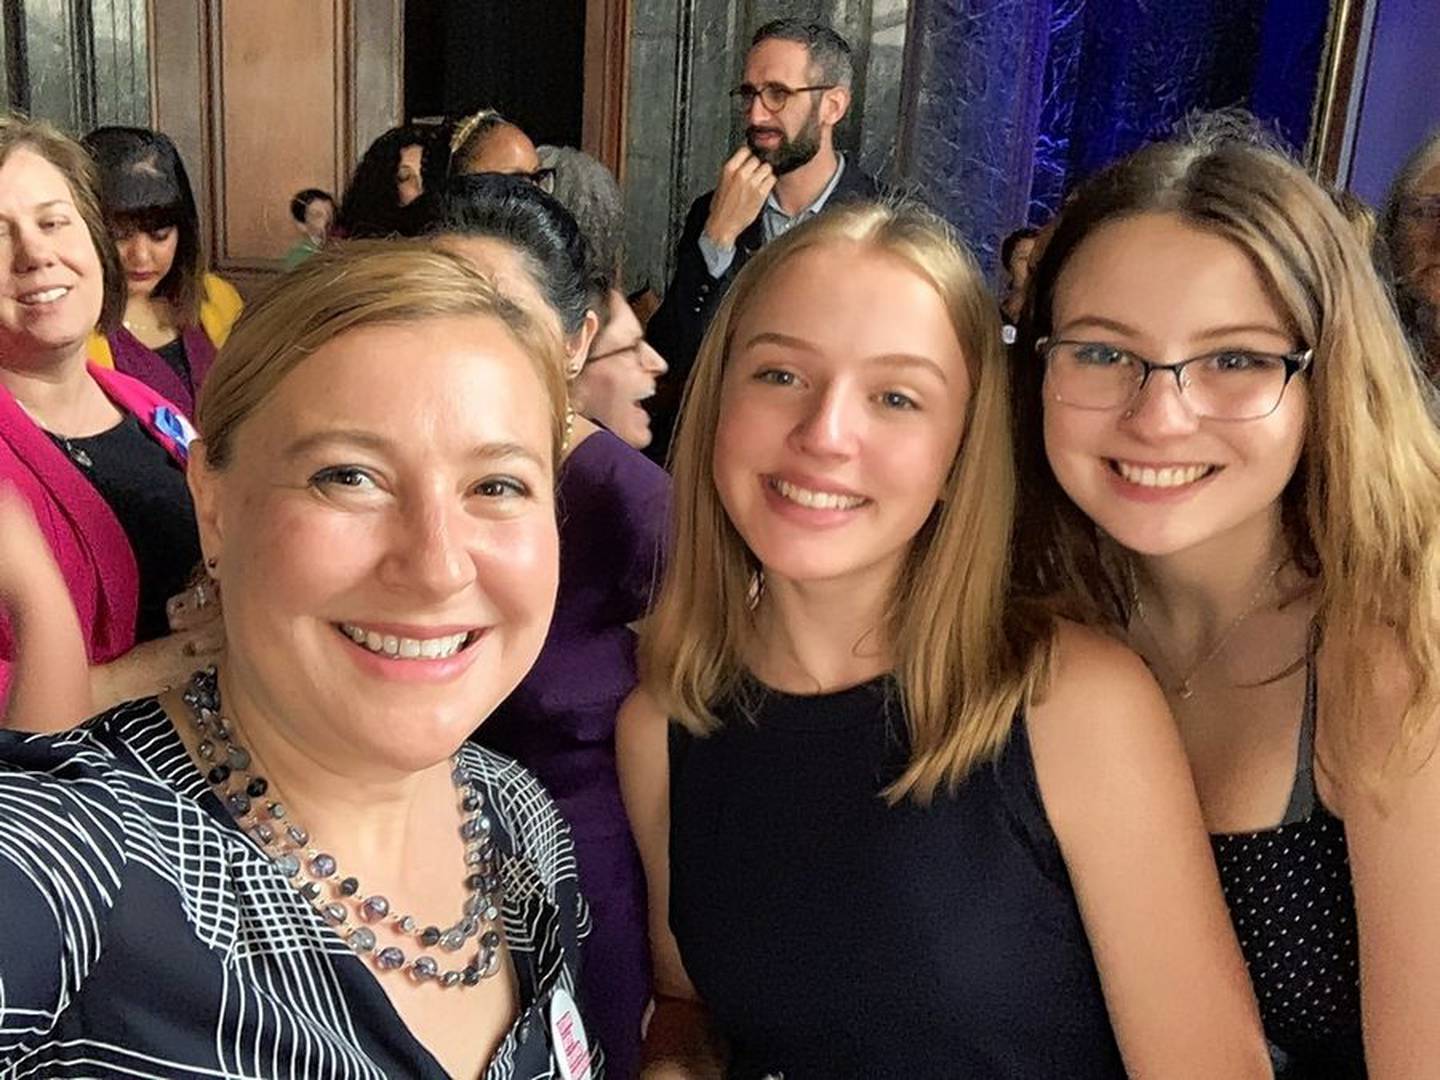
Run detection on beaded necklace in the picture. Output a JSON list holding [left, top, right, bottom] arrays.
[[181, 667, 506, 987]]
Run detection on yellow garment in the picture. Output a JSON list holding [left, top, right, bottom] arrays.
[[87, 273, 244, 368]]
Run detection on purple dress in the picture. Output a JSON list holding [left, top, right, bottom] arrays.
[[107, 325, 217, 417], [476, 428, 669, 1080]]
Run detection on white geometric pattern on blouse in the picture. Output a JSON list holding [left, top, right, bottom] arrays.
[[0, 696, 594, 1079]]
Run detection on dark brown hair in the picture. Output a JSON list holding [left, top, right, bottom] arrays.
[[82, 126, 205, 326]]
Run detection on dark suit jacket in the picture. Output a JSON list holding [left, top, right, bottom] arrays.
[[644, 160, 882, 465]]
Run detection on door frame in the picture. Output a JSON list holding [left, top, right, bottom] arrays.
[[582, 0, 630, 182]]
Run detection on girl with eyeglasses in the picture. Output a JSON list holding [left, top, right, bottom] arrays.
[[1012, 129, 1440, 1078]]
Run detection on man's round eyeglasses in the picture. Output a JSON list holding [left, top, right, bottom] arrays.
[[729, 82, 836, 113]]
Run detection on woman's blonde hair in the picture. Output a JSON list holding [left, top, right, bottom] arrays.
[[640, 198, 1052, 805], [0, 114, 125, 332], [1012, 134, 1440, 776], [196, 240, 569, 471]]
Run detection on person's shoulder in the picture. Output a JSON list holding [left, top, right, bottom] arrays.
[[1318, 624, 1439, 796], [87, 362, 186, 420], [458, 744, 576, 876], [0, 698, 169, 868], [202, 272, 243, 311], [836, 160, 884, 201], [1051, 618, 1153, 688], [0, 697, 175, 794], [679, 189, 718, 232], [1024, 618, 1169, 757], [566, 429, 670, 500]]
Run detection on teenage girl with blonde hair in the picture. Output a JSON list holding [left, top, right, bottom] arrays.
[[619, 199, 1270, 1078]]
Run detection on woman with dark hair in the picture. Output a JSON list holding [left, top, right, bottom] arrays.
[[81, 127, 242, 416], [450, 111, 551, 190], [417, 172, 668, 1079], [337, 124, 443, 239], [0, 116, 221, 731]]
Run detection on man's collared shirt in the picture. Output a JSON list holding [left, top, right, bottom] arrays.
[[698, 153, 848, 279]]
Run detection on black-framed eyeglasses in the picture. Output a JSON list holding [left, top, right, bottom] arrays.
[[1038, 338, 1313, 421], [729, 82, 836, 113]]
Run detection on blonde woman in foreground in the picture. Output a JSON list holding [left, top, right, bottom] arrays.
[[0, 245, 601, 1079], [617, 200, 1270, 1079], [1013, 130, 1440, 1078]]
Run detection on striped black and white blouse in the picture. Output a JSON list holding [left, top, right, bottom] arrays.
[[0, 696, 604, 1079]]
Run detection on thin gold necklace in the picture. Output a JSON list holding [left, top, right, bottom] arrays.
[[123, 300, 173, 336], [1131, 558, 1288, 700]]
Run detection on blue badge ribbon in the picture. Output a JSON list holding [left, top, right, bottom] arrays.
[[153, 405, 197, 461]]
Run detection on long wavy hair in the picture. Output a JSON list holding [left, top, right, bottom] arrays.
[[640, 198, 1053, 805], [1011, 135, 1440, 777], [337, 124, 444, 239]]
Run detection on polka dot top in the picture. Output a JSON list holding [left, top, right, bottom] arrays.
[[1210, 644, 1366, 1078]]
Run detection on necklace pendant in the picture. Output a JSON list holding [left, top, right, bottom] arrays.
[[1177, 681, 1195, 700]]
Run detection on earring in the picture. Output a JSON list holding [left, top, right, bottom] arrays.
[[562, 405, 577, 453], [205, 555, 219, 578]]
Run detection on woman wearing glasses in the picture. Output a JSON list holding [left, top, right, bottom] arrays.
[[417, 173, 668, 1079], [449, 111, 555, 193], [1012, 130, 1440, 1077]]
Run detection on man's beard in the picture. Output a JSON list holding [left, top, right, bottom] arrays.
[[746, 107, 822, 176]]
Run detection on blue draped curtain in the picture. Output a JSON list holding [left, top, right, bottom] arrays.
[[898, 0, 1331, 279]]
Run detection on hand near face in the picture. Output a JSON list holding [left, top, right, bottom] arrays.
[[79, 619, 228, 720], [165, 575, 223, 633], [703, 147, 776, 251]]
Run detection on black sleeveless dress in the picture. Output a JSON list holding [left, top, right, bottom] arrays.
[[667, 675, 1126, 1080], [1210, 644, 1365, 1078]]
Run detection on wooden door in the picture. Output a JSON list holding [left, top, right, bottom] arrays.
[[150, 0, 401, 298]]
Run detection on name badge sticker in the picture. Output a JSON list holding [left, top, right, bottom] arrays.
[[548, 987, 592, 1080]]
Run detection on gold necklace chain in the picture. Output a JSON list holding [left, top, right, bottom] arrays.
[[1132, 558, 1289, 700], [123, 300, 174, 336]]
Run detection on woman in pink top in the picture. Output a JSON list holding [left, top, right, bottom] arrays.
[[0, 116, 222, 730]]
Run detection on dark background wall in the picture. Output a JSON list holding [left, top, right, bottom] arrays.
[[404, 0, 586, 147], [1345, 0, 1440, 204]]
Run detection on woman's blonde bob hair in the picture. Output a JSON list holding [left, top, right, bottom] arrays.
[[196, 240, 570, 471], [640, 198, 1052, 805], [1012, 133, 1440, 776]]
